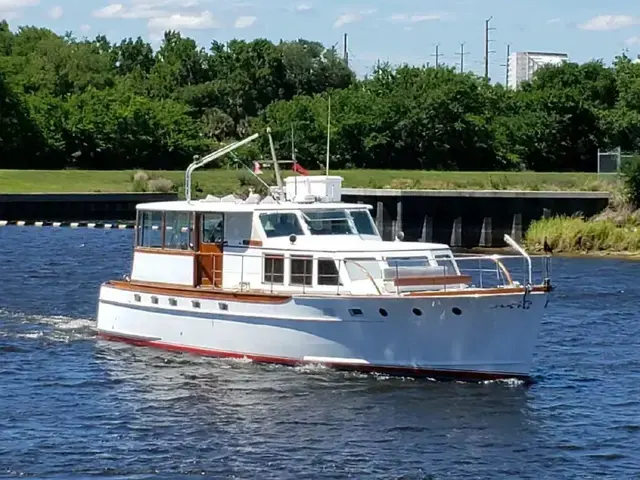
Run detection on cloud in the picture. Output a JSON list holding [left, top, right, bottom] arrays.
[[148, 10, 218, 30], [93, 3, 125, 17], [547, 18, 561, 25], [295, 3, 312, 13], [0, 0, 39, 10], [626, 36, 640, 46], [48, 5, 63, 19], [233, 15, 256, 28], [333, 8, 376, 28], [578, 14, 639, 31], [389, 12, 443, 24], [79, 24, 91, 33]]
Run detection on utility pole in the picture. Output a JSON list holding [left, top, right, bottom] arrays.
[[343, 33, 348, 67], [431, 44, 443, 68], [504, 44, 510, 87], [484, 16, 495, 80], [456, 42, 469, 73]]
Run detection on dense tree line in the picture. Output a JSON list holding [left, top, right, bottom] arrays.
[[1, 20, 640, 172]]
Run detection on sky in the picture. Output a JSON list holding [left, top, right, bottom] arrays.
[[2, 0, 640, 82]]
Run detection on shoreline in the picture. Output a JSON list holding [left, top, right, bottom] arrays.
[[458, 246, 640, 261]]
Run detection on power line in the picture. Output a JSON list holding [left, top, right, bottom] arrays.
[[456, 42, 469, 73], [431, 44, 443, 68], [484, 16, 496, 80]]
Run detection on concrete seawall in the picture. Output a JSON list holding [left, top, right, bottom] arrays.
[[341, 188, 610, 247], [0, 190, 610, 247]]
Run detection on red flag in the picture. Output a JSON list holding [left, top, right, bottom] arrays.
[[292, 162, 309, 176]]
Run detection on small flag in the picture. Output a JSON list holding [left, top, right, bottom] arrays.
[[253, 161, 262, 174], [292, 162, 309, 176]]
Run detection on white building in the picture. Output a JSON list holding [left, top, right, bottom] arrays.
[[507, 51, 569, 89]]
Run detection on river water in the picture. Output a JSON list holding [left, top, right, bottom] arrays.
[[0, 227, 639, 479]]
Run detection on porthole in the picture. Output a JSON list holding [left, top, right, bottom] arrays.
[[412, 308, 422, 316], [168, 298, 177, 306], [452, 307, 462, 316], [133, 294, 141, 302], [151, 296, 159, 305], [218, 302, 229, 311], [379, 308, 388, 317], [192, 300, 201, 309], [348, 308, 363, 317]]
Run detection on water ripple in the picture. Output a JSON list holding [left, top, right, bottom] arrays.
[[1, 227, 640, 478]]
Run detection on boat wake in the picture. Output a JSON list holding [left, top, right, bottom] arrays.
[[0, 308, 96, 344]]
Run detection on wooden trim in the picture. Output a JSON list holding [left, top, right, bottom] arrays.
[[107, 280, 291, 304], [406, 284, 551, 297], [393, 275, 472, 287], [135, 247, 195, 256], [242, 239, 263, 247]]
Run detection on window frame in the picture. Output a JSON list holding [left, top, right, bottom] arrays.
[[289, 255, 314, 286], [263, 254, 285, 285]]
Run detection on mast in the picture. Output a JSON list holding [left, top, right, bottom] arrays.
[[325, 96, 331, 176]]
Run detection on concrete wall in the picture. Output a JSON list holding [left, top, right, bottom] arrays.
[[0, 193, 178, 222], [341, 189, 610, 247], [0, 189, 611, 247]]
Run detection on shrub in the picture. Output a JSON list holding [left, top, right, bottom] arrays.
[[620, 156, 640, 207], [147, 177, 174, 193], [132, 170, 149, 192]]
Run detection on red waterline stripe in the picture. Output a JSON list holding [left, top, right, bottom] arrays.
[[97, 332, 532, 383]]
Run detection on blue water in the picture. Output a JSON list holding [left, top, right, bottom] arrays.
[[1, 227, 639, 479]]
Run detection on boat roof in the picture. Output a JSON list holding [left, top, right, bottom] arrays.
[[137, 200, 373, 213]]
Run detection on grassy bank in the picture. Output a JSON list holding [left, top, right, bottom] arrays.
[[0, 169, 616, 194], [525, 216, 640, 255]]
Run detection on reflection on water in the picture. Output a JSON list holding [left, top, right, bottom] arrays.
[[1, 226, 640, 478]]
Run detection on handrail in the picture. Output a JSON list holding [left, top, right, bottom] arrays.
[[343, 259, 383, 295], [503, 234, 532, 285], [185, 132, 260, 203], [182, 248, 550, 297]]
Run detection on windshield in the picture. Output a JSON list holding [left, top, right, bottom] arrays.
[[302, 209, 355, 235], [259, 212, 304, 238], [348, 210, 378, 236]]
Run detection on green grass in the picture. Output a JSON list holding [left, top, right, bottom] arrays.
[[0, 168, 619, 194], [524, 215, 640, 254]]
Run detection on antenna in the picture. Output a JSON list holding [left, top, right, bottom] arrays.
[[325, 96, 331, 175], [267, 127, 284, 190]]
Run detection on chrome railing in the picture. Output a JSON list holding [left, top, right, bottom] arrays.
[[188, 245, 552, 296]]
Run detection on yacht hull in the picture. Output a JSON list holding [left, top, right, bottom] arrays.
[[96, 282, 548, 382]]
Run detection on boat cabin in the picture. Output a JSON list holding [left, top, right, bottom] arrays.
[[129, 176, 468, 296]]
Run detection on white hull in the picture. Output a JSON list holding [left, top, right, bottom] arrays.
[[96, 284, 548, 381]]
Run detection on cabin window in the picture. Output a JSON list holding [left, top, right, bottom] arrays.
[[138, 210, 163, 248], [349, 210, 377, 236], [344, 258, 382, 281], [259, 213, 303, 238], [202, 213, 224, 244], [433, 252, 459, 276], [318, 259, 341, 286], [290, 256, 313, 286], [385, 257, 429, 269], [263, 255, 284, 284], [164, 211, 191, 250], [303, 209, 354, 235]]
